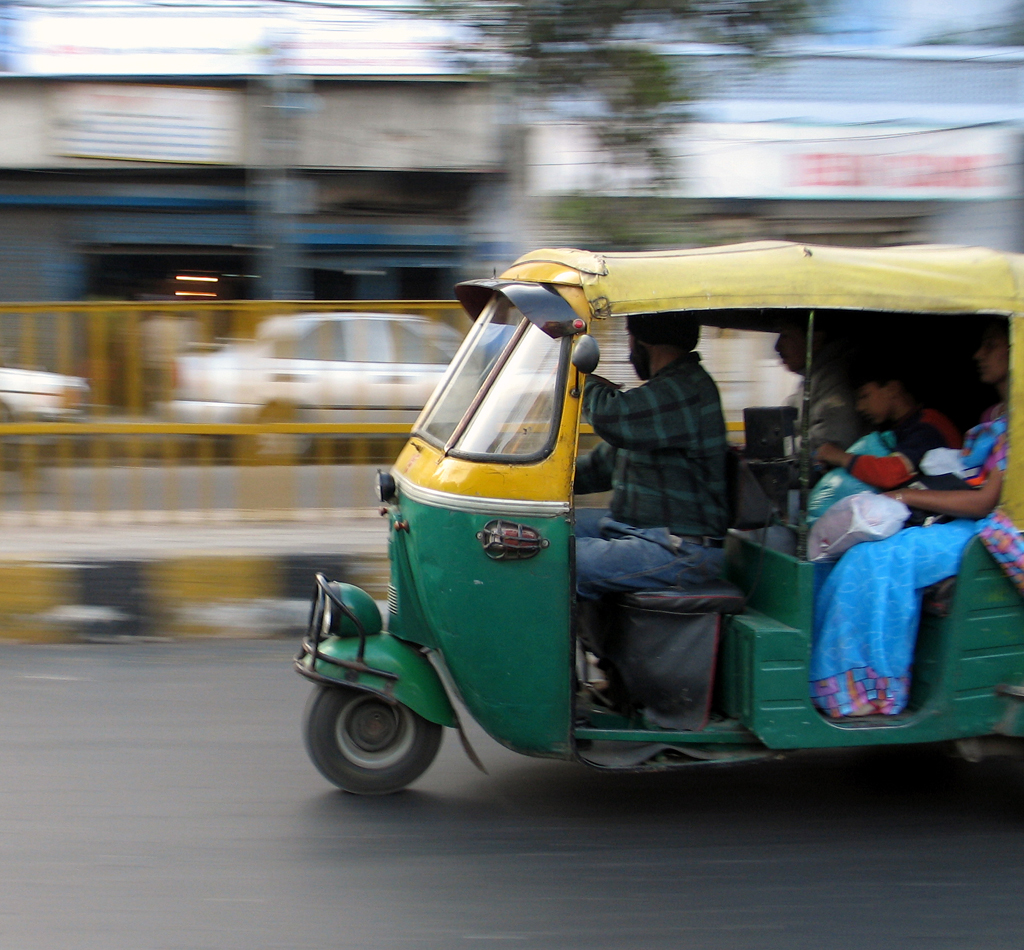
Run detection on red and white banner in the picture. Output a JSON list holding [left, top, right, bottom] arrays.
[[529, 122, 1021, 200], [685, 123, 1019, 200]]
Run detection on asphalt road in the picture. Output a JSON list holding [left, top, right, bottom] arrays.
[[3, 638, 1024, 950]]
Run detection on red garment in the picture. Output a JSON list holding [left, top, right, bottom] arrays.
[[920, 408, 963, 450], [847, 408, 962, 491]]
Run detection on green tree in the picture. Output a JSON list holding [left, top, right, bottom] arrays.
[[424, 0, 820, 183]]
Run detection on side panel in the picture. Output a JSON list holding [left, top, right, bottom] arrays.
[[724, 533, 819, 632], [395, 495, 574, 756], [948, 539, 1024, 732], [721, 534, 1024, 749], [722, 611, 818, 744], [386, 524, 440, 650]]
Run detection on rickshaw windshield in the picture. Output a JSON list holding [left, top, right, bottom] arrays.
[[414, 297, 521, 447], [454, 322, 566, 459], [414, 295, 568, 460]]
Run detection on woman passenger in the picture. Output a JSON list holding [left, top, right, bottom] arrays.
[[809, 320, 1009, 718]]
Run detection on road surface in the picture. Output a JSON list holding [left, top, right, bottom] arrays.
[[2, 638, 1024, 949]]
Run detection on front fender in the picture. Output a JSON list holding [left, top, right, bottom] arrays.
[[295, 632, 456, 728]]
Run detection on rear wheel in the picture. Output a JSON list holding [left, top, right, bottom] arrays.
[[302, 686, 443, 794]]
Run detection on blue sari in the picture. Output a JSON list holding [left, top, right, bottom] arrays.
[[809, 415, 1007, 718]]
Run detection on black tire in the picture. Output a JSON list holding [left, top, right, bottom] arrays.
[[302, 686, 443, 795]]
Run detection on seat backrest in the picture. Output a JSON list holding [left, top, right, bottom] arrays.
[[725, 448, 775, 530]]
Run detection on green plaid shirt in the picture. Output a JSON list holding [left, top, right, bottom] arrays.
[[575, 351, 729, 538]]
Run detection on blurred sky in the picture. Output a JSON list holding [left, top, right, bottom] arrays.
[[823, 0, 1018, 46], [7, 0, 1024, 51]]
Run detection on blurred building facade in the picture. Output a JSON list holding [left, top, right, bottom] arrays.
[[525, 44, 1024, 252], [0, 1, 1020, 301], [519, 15, 1024, 426], [0, 2, 511, 301]]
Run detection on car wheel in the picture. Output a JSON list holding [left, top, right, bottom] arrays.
[[302, 686, 443, 795]]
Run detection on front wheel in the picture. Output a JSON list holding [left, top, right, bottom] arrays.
[[302, 687, 443, 795]]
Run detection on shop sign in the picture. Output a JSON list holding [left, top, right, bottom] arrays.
[[52, 84, 242, 164], [683, 124, 1019, 200], [528, 122, 1020, 200]]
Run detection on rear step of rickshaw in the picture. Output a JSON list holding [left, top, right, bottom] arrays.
[[575, 706, 757, 741]]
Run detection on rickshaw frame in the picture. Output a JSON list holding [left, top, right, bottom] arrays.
[[296, 240, 1024, 793]]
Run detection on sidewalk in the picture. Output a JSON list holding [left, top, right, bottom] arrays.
[[0, 510, 392, 642]]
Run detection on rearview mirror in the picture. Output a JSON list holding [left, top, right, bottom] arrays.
[[571, 335, 600, 375]]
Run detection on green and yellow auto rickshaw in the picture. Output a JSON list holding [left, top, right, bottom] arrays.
[[295, 241, 1024, 795]]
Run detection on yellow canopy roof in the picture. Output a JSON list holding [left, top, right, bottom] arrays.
[[505, 241, 1024, 317], [506, 240, 1024, 524]]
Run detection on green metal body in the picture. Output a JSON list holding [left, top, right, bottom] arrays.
[[302, 631, 457, 729], [721, 534, 1024, 748], [310, 507, 1024, 763], [386, 498, 574, 757]]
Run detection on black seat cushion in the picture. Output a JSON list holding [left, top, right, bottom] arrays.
[[618, 580, 746, 616]]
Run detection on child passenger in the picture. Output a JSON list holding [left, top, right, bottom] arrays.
[[814, 356, 962, 490]]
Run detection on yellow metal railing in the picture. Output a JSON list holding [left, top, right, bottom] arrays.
[[0, 298, 466, 411], [0, 301, 469, 522], [0, 300, 750, 523]]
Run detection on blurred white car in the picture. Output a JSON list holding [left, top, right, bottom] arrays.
[[0, 366, 89, 421], [164, 312, 464, 424]]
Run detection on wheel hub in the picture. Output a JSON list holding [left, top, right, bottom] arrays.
[[331, 691, 418, 771], [349, 702, 399, 752]]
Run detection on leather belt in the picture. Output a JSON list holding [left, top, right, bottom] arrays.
[[674, 534, 725, 549]]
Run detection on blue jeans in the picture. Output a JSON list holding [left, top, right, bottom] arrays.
[[574, 509, 725, 601]]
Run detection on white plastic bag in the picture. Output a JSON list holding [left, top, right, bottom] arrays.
[[807, 492, 911, 562], [920, 447, 965, 477]]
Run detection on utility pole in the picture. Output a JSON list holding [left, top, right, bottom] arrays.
[[251, 43, 314, 301]]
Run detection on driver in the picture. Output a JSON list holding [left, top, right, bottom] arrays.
[[574, 313, 729, 600]]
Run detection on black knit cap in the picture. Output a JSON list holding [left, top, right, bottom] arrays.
[[626, 312, 701, 351]]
